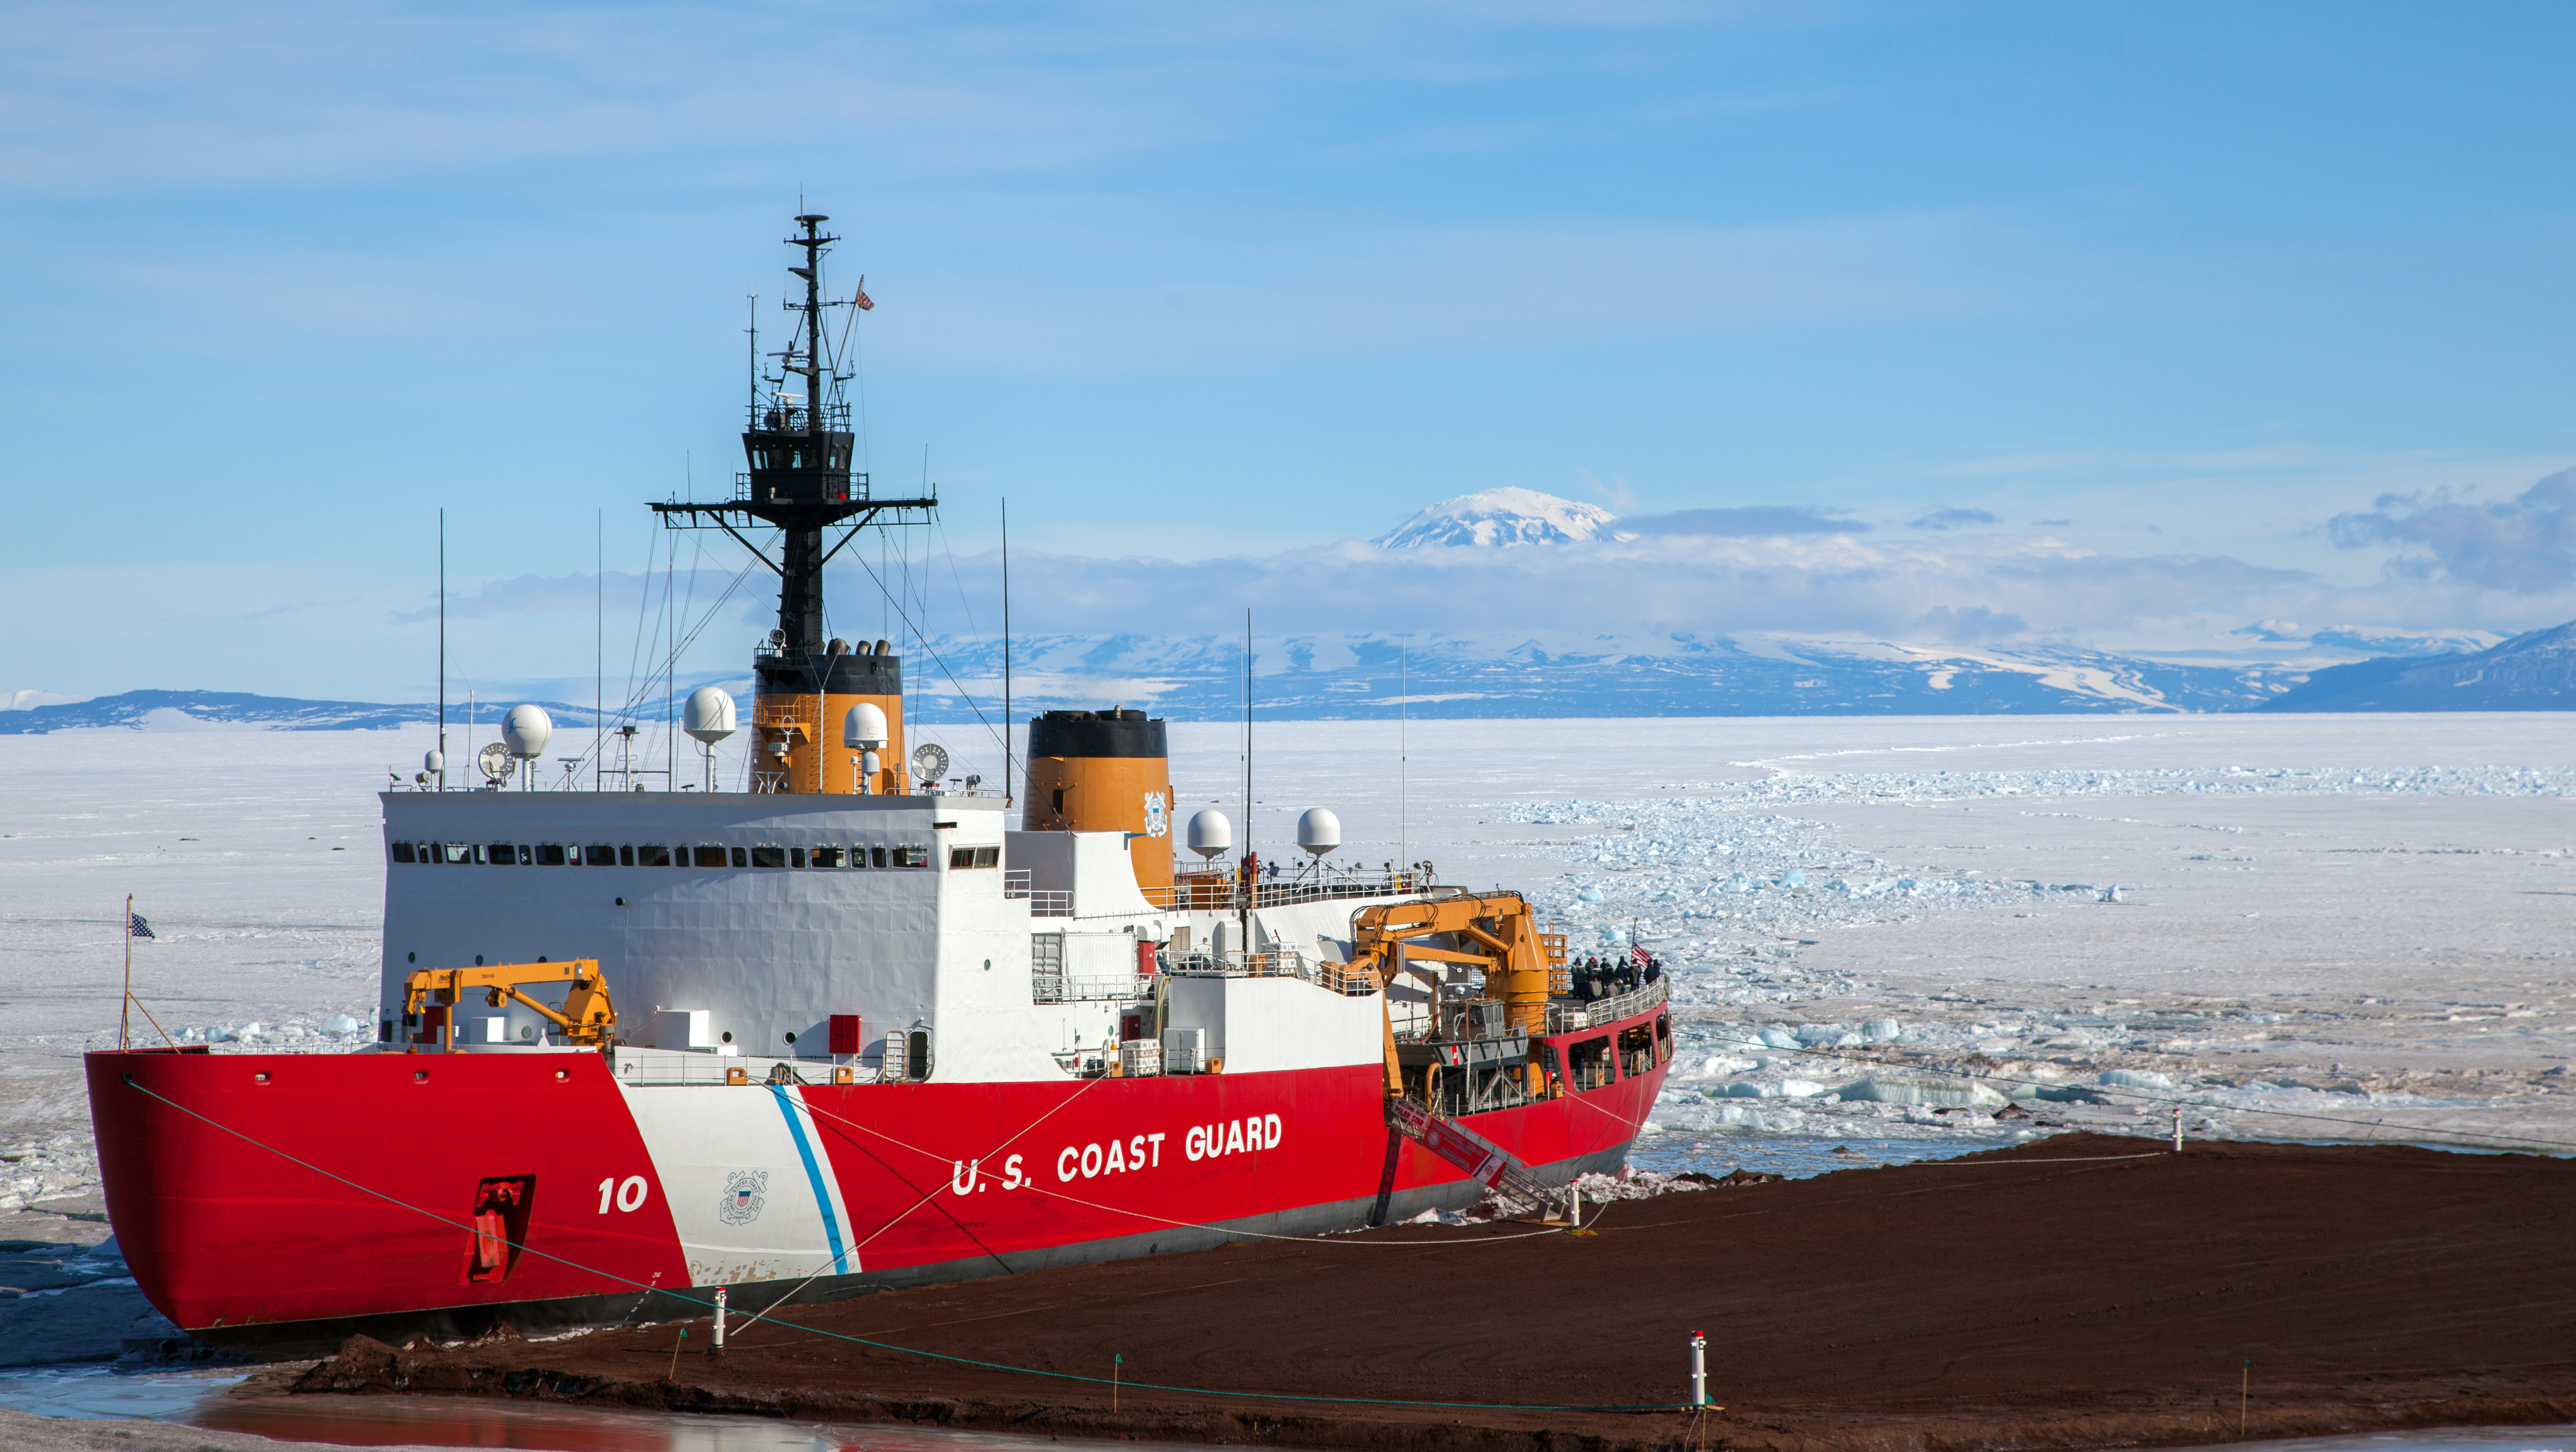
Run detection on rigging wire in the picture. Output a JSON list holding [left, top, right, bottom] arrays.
[[845, 546, 1008, 762]]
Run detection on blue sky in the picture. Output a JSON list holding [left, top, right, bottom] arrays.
[[4, 0, 2573, 704]]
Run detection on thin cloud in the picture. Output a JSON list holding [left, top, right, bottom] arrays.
[[391, 569, 744, 625], [1911, 605, 2026, 642], [1621, 506, 1868, 537], [1911, 506, 1999, 531]]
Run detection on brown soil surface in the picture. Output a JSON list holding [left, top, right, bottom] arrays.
[[271, 1134, 2576, 1452]]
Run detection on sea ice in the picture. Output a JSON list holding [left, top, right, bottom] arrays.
[[2, 711, 2570, 1215], [2100, 1069, 2176, 1089], [1839, 1077, 2010, 1109]]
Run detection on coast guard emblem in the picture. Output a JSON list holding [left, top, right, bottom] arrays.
[[1143, 792, 1168, 838], [718, 1169, 768, 1226]]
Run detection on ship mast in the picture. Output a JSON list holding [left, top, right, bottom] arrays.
[[653, 212, 938, 793]]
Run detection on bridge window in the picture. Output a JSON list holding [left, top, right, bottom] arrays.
[[619, 845, 635, 866], [637, 844, 671, 867], [534, 844, 567, 866], [751, 846, 787, 869], [1617, 1024, 1656, 1078], [584, 845, 617, 867], [808, 847, 843, 868], [948, 846, 1000, 869], [1567, 1035, 1614, 1091], [486, 842, 516, 866], [895, 846, 929, 868], [391, 842, 415, 863]]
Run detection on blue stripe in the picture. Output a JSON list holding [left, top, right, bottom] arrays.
[[770, 1085, 850, 1275]]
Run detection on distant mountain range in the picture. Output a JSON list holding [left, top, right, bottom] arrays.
[[12, 631, 2564, 732], [9, 492, 2564, 730], [903, 631, 2294, 719], [0, 691, 607, 735], [2259, 623, 2576, 711]]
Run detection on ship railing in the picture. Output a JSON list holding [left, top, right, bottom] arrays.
[[1156, 949, 1381, 998], [1002, 872, 1074, 917], [609, 1048, 883, 1087], [1544, 977, 1668, 1034], [1042, 975, 1154, 1004], [1142, 871, 1448, 912]]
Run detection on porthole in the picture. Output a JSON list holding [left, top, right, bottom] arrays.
[[414, 1070, 428, 1083], [407, 952, 416, 964], [253, 1072, 271, 1084], [475, 954, 484, 966], [555, 1069, 569, 1081]]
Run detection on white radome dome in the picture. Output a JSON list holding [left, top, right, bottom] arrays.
[[1186, 808, 1233, 861], [1295, 807, 1341, 856], [502, 704, 553, 759], [843, 702, 889, 749], [684, 686, 738, 744]]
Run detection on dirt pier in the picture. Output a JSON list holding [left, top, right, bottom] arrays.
[[261, 1134, 2576, 1452]]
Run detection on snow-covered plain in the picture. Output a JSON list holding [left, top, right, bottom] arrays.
[[2, 714, 2570, 1232]]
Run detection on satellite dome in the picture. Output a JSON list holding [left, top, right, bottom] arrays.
[[684, 686, 737, 744], [1295, 807, 1341, 856], [1186, 808, 1233, 861], [423, 749, 443, 774], [502, 704, 553, 759], [843, 702, 889, 749]]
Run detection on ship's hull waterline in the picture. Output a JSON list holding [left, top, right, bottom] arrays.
[[89, 1035, 1664, 1355]]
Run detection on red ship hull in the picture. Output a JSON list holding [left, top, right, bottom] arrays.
[[89, 1023, 1665, 1354]]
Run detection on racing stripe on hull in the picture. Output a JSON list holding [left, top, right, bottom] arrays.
[[770, 1082, 854, 1275]]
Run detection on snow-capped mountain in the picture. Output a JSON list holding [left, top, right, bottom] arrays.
[[1372, 488, 1632, 549], [2261, 622, 2576, 711]]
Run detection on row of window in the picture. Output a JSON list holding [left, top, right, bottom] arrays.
[[390, 842, 940, 870]]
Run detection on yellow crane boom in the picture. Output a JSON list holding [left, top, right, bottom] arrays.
[[1352, 892, 1559, 1095], [401, 958, 616, 1051]]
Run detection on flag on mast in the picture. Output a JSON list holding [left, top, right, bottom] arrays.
[[129, 913, 154, 939], [852, 277, 873, 311]]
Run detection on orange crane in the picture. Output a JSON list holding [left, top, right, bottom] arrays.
[[1351, 892, 1563, 1095], [401, 958, 617, 1051]]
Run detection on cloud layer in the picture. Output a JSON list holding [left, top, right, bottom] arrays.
[[2330, 468, 2576, 593]]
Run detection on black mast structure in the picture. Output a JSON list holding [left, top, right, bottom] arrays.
[[653, 213, 937, 776]]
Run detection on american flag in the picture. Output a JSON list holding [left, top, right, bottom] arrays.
[[853, 278, 873, 311], [129, 912, 155, 939]]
